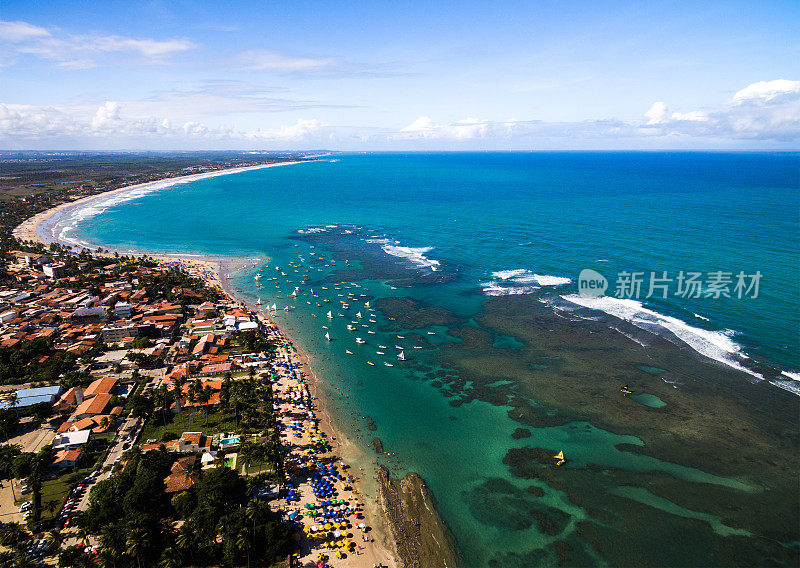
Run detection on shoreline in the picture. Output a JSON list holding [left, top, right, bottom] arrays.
[[13, 160, 307, 247], [12, 164, 402, 567]]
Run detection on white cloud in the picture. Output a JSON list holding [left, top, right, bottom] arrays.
[[398, 116, 492, 140], [0, 78, 797, 149], [0, 20, 49, 42], [0, 19, 195, 68], [247, 118, 325, 141], [645, 102, 669, 124], [732, 79, 800, 104], [237, 49, 336, 73], [91, 101, 121, 130]]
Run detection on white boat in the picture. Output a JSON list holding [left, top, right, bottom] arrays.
[[345, 349, 353, 354], [256, 298, 262, 305], [367, 330, 376, 335], [376, 351, 385, 355], [427, 331, 435, 335], [356, 337, 366, 344], [271, 303, 277, 311], [347, 325, 356, 331], [325, 332, 331, 341], [384, 362, 393, 367], [364, 301, 370, 308], [397, 351, 406, 360], [414, 346, 422, 349], [394, 345, 403, 349], [327, 311, 333, 319], [356, 311, 362, 318]]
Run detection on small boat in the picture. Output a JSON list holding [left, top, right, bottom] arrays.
[[284, 306, 289, 311], [327, 311, 333, 319], [394, 345, 403, 349], [356, 311, 362, 318], [256, 298, 262, 305], [620, 385, 633, 395], [384, 362, 393, 367], [427, 331, 435, 335], [413, 346, 422, 349], [367, 361, 375, 366], [397, 351, 406, 360], [345, 350, 353, 355], [271, 304, 277, 311], [379, 345, 388, 349], [347, 325, 356, 331], [325, 332, 331, 341], [356, 338, 366, 344], [367, 331, 376, 335], [396, 335, 405, 339], [322, 325, 328, 329], [554, 451, 566, 467], [376, 351, 385, 355], [364, 301, 370, 308]]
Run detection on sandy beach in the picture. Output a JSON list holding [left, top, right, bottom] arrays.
[[12, 166, 401, 568]]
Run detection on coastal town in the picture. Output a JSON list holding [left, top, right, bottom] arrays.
[[0, 241, 394, 567]]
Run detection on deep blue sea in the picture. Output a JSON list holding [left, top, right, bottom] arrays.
[[45, 153, 800, 566]]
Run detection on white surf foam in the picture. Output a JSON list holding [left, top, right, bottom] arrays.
[[381, 243, 441, 271], [560, 294, 762, 379], [483, 269, 571, 296], [492, 269, 529, 280], [482, 284, 540, 296]]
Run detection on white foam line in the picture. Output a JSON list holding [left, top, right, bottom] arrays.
[[560, 294, 763, 380], [380, 243, 441, 271]]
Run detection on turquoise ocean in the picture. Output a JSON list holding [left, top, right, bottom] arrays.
[[43, 153, 800, 566]]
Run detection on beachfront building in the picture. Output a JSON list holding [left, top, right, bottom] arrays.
[[42, 263, 68, 279]]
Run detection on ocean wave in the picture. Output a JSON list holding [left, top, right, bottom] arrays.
[[482, 284, 540, 296], [483, 269, 571, 296], [492, 269, 529, 280], [559, 294, 762, 380], [380, 243, 441, 271]]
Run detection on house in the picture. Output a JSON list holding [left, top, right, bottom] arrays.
[[52, 447, 82, 469], [163, 456, 199, 493], [57, 415, 115, 434], [177, 432, 211, 453], [84, 376, 117, 399], [53, 386, 83, 413], [114, 302, 133, 318], [52, 429, 92, 450], [0, 310, 19, 324], [71, 393, 113, 420]]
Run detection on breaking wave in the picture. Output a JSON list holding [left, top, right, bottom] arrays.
[[559, 294, 763, 380], [483, 269, 571, 296]]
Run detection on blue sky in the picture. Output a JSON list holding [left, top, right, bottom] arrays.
[[1, 0, 798, 150]]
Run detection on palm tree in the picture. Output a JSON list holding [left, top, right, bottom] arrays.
[[125, 527, 147, 568], [158, 545, 182, 568], [235, 528, 252, 568], [175, 523, 195, 564], [47, 528, 64, 552]]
